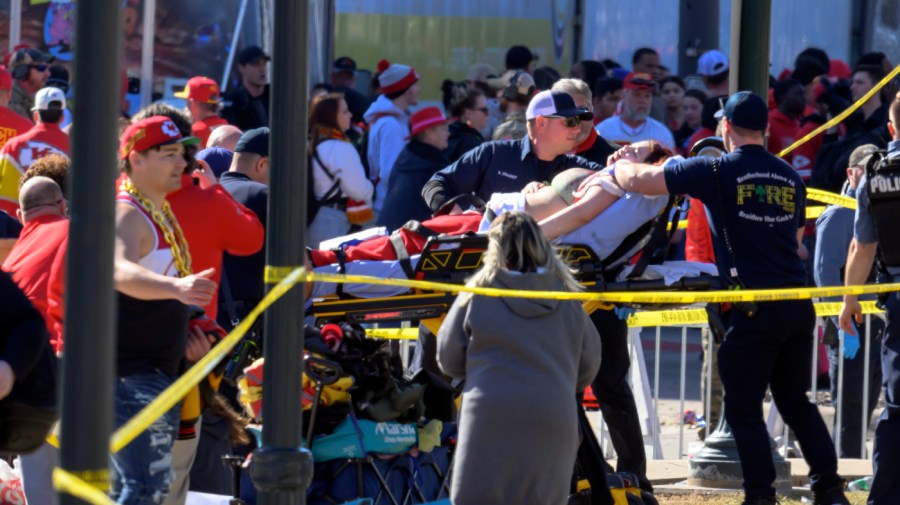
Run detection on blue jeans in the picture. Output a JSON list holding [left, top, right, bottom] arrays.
[[110, 371, 181, 505]]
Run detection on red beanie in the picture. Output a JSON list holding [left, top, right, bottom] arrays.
[[377, 59, 419, 95]]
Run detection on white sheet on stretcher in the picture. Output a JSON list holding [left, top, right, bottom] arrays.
[[615, 261, 720, 285]]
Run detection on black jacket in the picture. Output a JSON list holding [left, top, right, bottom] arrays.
[[810, 104, 890, 192], [219, 172, 268, 309], [422, 137, 601, 212], [222, 84, 271, 131], [446, 121, 484, 163], [0, 271, 55, 408], [378, 140, 449, 231]]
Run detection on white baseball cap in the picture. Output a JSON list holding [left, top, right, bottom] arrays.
[[31, 86, 67, 111], [697, 50, 729, 77]]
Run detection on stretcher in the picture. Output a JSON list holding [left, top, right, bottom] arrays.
[[308, 198, 723, 335]]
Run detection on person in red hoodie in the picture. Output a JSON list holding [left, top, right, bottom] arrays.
[[768, 79, 808, 178], [0, 86, 69, 217]]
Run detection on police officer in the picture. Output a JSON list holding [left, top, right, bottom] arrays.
[[839, 92, 900, 505], [815, 144, 884, 459], [599, 91, 849, 505], [421, 89, 600, 213]]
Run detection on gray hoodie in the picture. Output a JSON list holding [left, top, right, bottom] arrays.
[[438, 269, 601, 505]]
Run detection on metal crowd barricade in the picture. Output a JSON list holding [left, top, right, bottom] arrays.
[[589, 309, 880, 462]]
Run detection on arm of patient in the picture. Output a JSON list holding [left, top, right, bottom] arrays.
[[538, 183, 621, 241]]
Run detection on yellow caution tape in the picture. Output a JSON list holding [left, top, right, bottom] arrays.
[[367, 328, 420, 340], [364, 301, 885, 337], [778, 63, 900, 159], [109, 266, 306, 453], [806, 188, 857, 210], [53, 468, 114, 505], [265, 265, 300, 285], [299, 268, 900, 304]]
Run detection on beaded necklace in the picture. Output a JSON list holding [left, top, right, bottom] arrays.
[[119, 178, 192, 277]]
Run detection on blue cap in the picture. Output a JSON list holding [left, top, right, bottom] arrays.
[[714, 91, 768, 131], [235, 127, 269, 157], [196, 146, 234, 178]]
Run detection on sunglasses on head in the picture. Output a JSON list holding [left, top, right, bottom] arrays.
[[546, 112, 594, 127]]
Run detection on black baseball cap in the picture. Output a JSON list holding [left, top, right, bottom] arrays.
[[714, 91, 768, 131], [235, 127, 270, 157], [237, 46, 271, 66], [333, 56, 357, 74]]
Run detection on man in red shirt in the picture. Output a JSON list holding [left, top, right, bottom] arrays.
[[0, 86, 69, 216], [1, 176, 67, 352], [176, 76, 229, 148], [0, 66, 33, 151], [768, 79, 809, 179]]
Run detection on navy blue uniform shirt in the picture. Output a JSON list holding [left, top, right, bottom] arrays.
[[664, 144, 807, 288], [219, 171, 268, 303], [422, 136, 601, 211]]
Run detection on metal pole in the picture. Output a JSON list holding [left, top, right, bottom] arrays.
[[705, 328, 712, 435], [57, 0, 123, 503], [836, 327, 845, 455], [811, 323, 819, 403], [221, 0, 250, 93], [678, 0, 719, 76], [861, 314, 872, 458], [727, 0, 741, 95], [140, 0, 156, 108], [9, 0, 22, 53], [679, 326, 687, 459], [735, 0, 771, 98], [249, 0, 312, 503], [653, 326, 661, 456]]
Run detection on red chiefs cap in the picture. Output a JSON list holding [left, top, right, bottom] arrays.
[[119, 116, 200, 160], [406, 106, 447, 139], [174, 76, 220, 104], [623, 72, 656, 91]]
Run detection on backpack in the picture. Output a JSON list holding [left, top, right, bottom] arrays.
[[306, 144, 342, 226], [353, 113, 392, 185]]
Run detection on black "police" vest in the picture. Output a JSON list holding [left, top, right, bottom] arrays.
[[866, 154, 900, 267]]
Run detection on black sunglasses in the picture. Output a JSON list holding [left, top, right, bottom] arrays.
[[30, 64, 48, 72], [469, 106, 490, 114], [546, 112, 594, 127]]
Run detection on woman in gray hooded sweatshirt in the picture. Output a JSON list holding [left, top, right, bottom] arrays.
[[437, 211, 602, 505]]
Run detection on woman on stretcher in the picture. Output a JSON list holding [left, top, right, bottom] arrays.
[[308, 141, 714, 298]]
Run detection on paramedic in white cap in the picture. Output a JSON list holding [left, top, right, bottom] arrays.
[[422, 89, 602, 211], [697, 49, 730, 97]]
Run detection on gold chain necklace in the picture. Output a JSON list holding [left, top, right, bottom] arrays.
[[119, 178, 193, 277]]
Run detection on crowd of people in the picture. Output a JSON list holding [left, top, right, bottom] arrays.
[[0, 36, 897, 505]]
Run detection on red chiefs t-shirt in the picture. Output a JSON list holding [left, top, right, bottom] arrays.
[[0, 122, 70, 217], [1, 214, 68, 352], [0, 106, 34, 151], [192, 116, 230, 148]]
